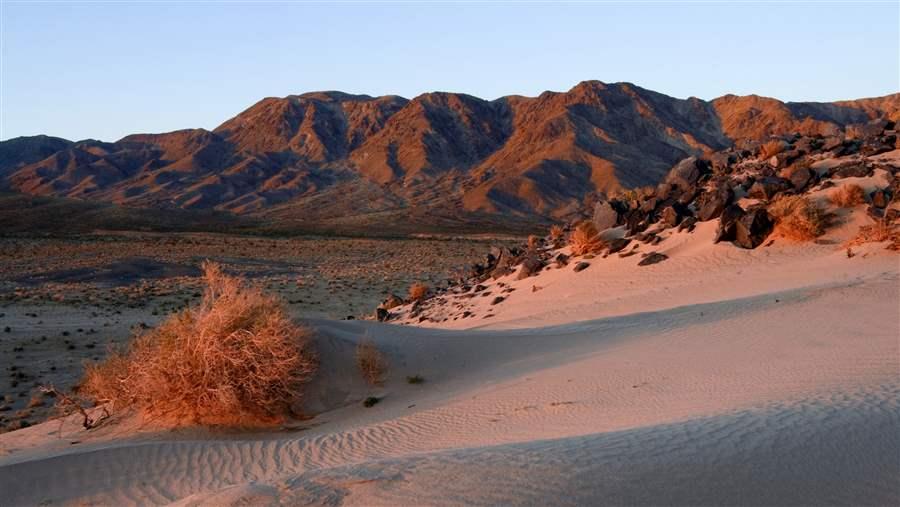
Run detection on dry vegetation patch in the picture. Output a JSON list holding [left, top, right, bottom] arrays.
[[408, 282, 430, 302], [356, 339, 388, 386], [80, 262, 317, 427], [760, 139, 786, 160], [768, 195, 829, 241], [847, 220, 900, 251], [569, 221, 605, 256], [829, 184, 867, 208]]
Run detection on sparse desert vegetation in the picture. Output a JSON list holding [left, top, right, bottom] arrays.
[[356, 339, 388, 386], [80, 262, 318, 426], [768, 195, 829, 241], [569, 221, 604, 256], [760, 139, 786, 159], [0, 233, 515, 431], [408, 282, 430, 302], [829, 183, 867, 207], [847, 220, 900, 250]]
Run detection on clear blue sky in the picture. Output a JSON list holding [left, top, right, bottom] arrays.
[[2, 1, 898, 142]]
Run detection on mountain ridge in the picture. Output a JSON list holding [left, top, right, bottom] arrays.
[[2, 80, 898, 231]]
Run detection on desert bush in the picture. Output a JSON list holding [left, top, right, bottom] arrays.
[[408, 282, 429, 302], [549, 225, 565, 242], [80, 262, 317, 427], [569, 221, 604, 256], [356, 339, 388, 386], [527, 234, 541, 251], [760, 139, 786, 160], [829, 184, 867, 208], [768, 195, 828, 241], [847, 220, 900, 250]]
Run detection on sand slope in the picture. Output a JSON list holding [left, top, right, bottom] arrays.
[[1, 216, 898, 505]]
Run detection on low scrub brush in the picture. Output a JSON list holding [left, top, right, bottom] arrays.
[[569, 221, 605, 256], [829, 184, 867, 208], [81, 262, 317, 427], [768, 195, 829, 241]]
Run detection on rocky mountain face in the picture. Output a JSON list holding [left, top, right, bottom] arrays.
[[2, 81, 898, 232]]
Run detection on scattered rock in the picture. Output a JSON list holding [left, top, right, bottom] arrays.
[[380, 293, 403, 310], [638, 252, 668, 266], [573, 262, 590, 272], [715, 204, 746, 243], [733, 207, 773, 249], [606, 238, 631, 254], [516, 257, 545, 280], [592, 201, 618, 231], [748, 177, 793, 200], [490, 296, 505, 305]]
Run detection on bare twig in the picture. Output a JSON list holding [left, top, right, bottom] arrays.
[[40, 386, 109, 430]]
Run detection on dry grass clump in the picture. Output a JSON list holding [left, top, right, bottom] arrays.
[[356, 339, 388, 385], [768, 195, 829, 241], [829, 184, 867, 208], [80, 262, 317, 427], [847, 220, 900, 251], [569, 221, 605, 256], [408, 282, 429, 302], [760, 139, 786, 160], [549, 224, 565, 242]]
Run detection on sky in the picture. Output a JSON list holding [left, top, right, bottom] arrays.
[[1, 1, 898, 142]]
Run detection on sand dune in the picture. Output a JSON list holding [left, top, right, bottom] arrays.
[[1, 210, 898, 505]]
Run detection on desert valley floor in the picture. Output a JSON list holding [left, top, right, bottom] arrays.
[[0, 195, 897, 505]]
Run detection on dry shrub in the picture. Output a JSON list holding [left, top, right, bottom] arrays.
[[768, 195, 828, 241], [829, 184, 867, 208], [356, 339, 388, 386], [549, 224, 565, 242], [527, 234, 541, 251], [569, 221, 605, 256], [760, 139, 786, 160], [408, 282, 429, 302], [847, 220, 900, 251], [81, 262, 317, 427]]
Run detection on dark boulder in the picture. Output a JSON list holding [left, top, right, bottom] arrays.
[[821, 136, 843, 151], [624, 209, 649, 235], [830, 163, 871, 179], [785, 165, 815, 191], [696, 185, 734, 221], [375, 308, 390, 322], [733, 207, 773, 249], [573, 261, 590, 272], [516, 256, 545, 280], [665, 157, 711, 191], [607, 237, 632, 254], [554, 253, 570, 267], [638, 252, 668, 266], [715, 204, 746, 243], [381, 293, 404, 310], [748, 177, 793, 200], [677, 216, 698, 233]]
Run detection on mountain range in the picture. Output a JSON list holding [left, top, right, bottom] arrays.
[[2, 80, 898, 234]]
